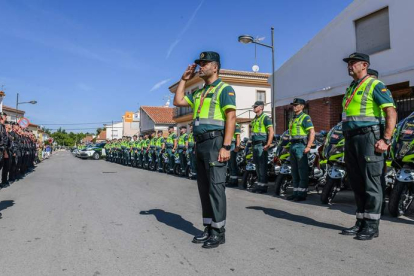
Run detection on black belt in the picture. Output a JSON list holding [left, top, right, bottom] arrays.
[[344, 125, 380, 138], [252, 140, 265, 145], [195, 130, 223, 143], [290, 139, 306, 144]]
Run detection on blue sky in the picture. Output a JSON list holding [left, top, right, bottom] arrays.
[[0, 0, 352, 132]]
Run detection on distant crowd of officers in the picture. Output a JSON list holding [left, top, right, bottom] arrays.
[[0, 112, 39, 190], [103, 124, 197, 177]]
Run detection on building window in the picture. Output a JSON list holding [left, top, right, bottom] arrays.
[[256, 90, 266, 102], [355, 7, 390, 55]]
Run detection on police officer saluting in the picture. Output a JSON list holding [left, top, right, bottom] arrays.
[[251, 101, 274, 193], [286, 98, 315, 201], [173, 51, 236, 249], [340, 53, 397, 240]]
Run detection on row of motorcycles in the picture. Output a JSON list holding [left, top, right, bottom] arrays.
[[106, 146, 195, 179], [235, 111, 414, 218]]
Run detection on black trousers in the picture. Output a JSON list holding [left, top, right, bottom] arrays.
[[9, 156, 18, 181], [196, 135, 227, 233], [1, 158, 10, 183], [344, 129, 384, 227]]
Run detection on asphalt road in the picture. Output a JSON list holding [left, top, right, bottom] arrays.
[[0, 151, 413, 276]]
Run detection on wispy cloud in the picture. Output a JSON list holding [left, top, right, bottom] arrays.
[[150, 78, 171, 92], [166, 0, 204, 59]]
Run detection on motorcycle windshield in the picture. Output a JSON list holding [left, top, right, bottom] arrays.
[[323, 122, 344, 159], [392, 112, 414, 160], [276, 130, 290, 156]]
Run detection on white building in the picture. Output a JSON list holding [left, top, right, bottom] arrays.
[[272, 0, 414, 133], [170, 69, 271, 139], [105, 122, 123, 140]]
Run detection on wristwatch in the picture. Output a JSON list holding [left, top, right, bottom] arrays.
[[383, 138, 392, 145], [222, 144, 231, 151]]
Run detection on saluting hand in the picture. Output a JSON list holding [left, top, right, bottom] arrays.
[[181, 64, 197, 81]]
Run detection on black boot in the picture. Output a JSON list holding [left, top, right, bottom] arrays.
[[356, 222, 379, 240], [286, 194, 297, 200], [192, 227, 210, 244], [341, 219, 364, 236], [202, 233, 225, 249]]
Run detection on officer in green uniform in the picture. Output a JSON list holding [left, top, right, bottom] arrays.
[[136, 135, 143, 167], [173, 51, 236, 249], [165, 126, 177, 174], [138, 134, 146, 168], [227, 123, 241, 187], [178, 126, 188, 175], [155, 130, 165, 172], [286, 98, 315, 201], [104, 140, 111, 161], [187, 123, 197, 179], [131, 135, 138, 167], [141, 134, 150, 167], [148, 132, 157, 168], [251, 101, 274, 193], [340, 53, 397, 240]]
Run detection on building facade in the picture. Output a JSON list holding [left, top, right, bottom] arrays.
[[170, 69, 271, 139], [105, 122, 123, 140], [273, 0, 414, 133]]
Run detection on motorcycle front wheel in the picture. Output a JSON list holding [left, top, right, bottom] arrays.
[[388, 180, 414, 217], [321, 176, 341, 204]]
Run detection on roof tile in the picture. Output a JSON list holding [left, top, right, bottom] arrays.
[[141, 106, 175, 124]]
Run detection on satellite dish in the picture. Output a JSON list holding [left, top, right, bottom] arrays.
[[252, 65, 260, 72]]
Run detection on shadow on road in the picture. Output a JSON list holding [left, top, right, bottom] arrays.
[[246, 206, 343, 231], [0, 200, 15, 212], [140, 209, 202, 236]]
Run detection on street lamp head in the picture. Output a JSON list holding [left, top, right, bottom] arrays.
[[29, 100, 37, 104], [238, 35, 254, 44]]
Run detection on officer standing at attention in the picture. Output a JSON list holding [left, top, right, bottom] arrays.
[[165, 126, 177, 174], [340, 53, 397, 240], [155, 130, 165, 172], [251, 101, 274, 193], [286, 98, 315, 201], [227, 123, 241, 187], [173, 51, 236, 249], [187, 123, 197, 179], [177, 126, 188, 175]]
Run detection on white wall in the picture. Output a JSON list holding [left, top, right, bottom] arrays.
[[106, 122, 123, 140], [140, 109, 155, 133], [231, 83, 271, 120], [273, 0, 414, 106]]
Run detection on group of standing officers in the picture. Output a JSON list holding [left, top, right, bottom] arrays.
[[101, 50, 397, 248], [0, 112, 39, 218], [104, 124, 197, 178]]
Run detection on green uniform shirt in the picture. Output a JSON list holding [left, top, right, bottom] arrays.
[[292, 112, 314, 131], [343, 77, 395, 131], [184, 78, 236, 135], [251, 114, 273, 142]]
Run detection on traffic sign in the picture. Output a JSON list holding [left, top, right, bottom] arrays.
[[18, 117, 30, 128]]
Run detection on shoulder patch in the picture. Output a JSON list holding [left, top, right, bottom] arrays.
[[381, 88, 388, 93], [228, 92, 235, 96]]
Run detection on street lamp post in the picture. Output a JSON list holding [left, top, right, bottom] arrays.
[[16, 92, 37, 121], [238, 27, 276, 129]]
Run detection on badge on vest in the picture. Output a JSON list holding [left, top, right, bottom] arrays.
[[342, 112, 347, 122], [195, 117, 200, 126]]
